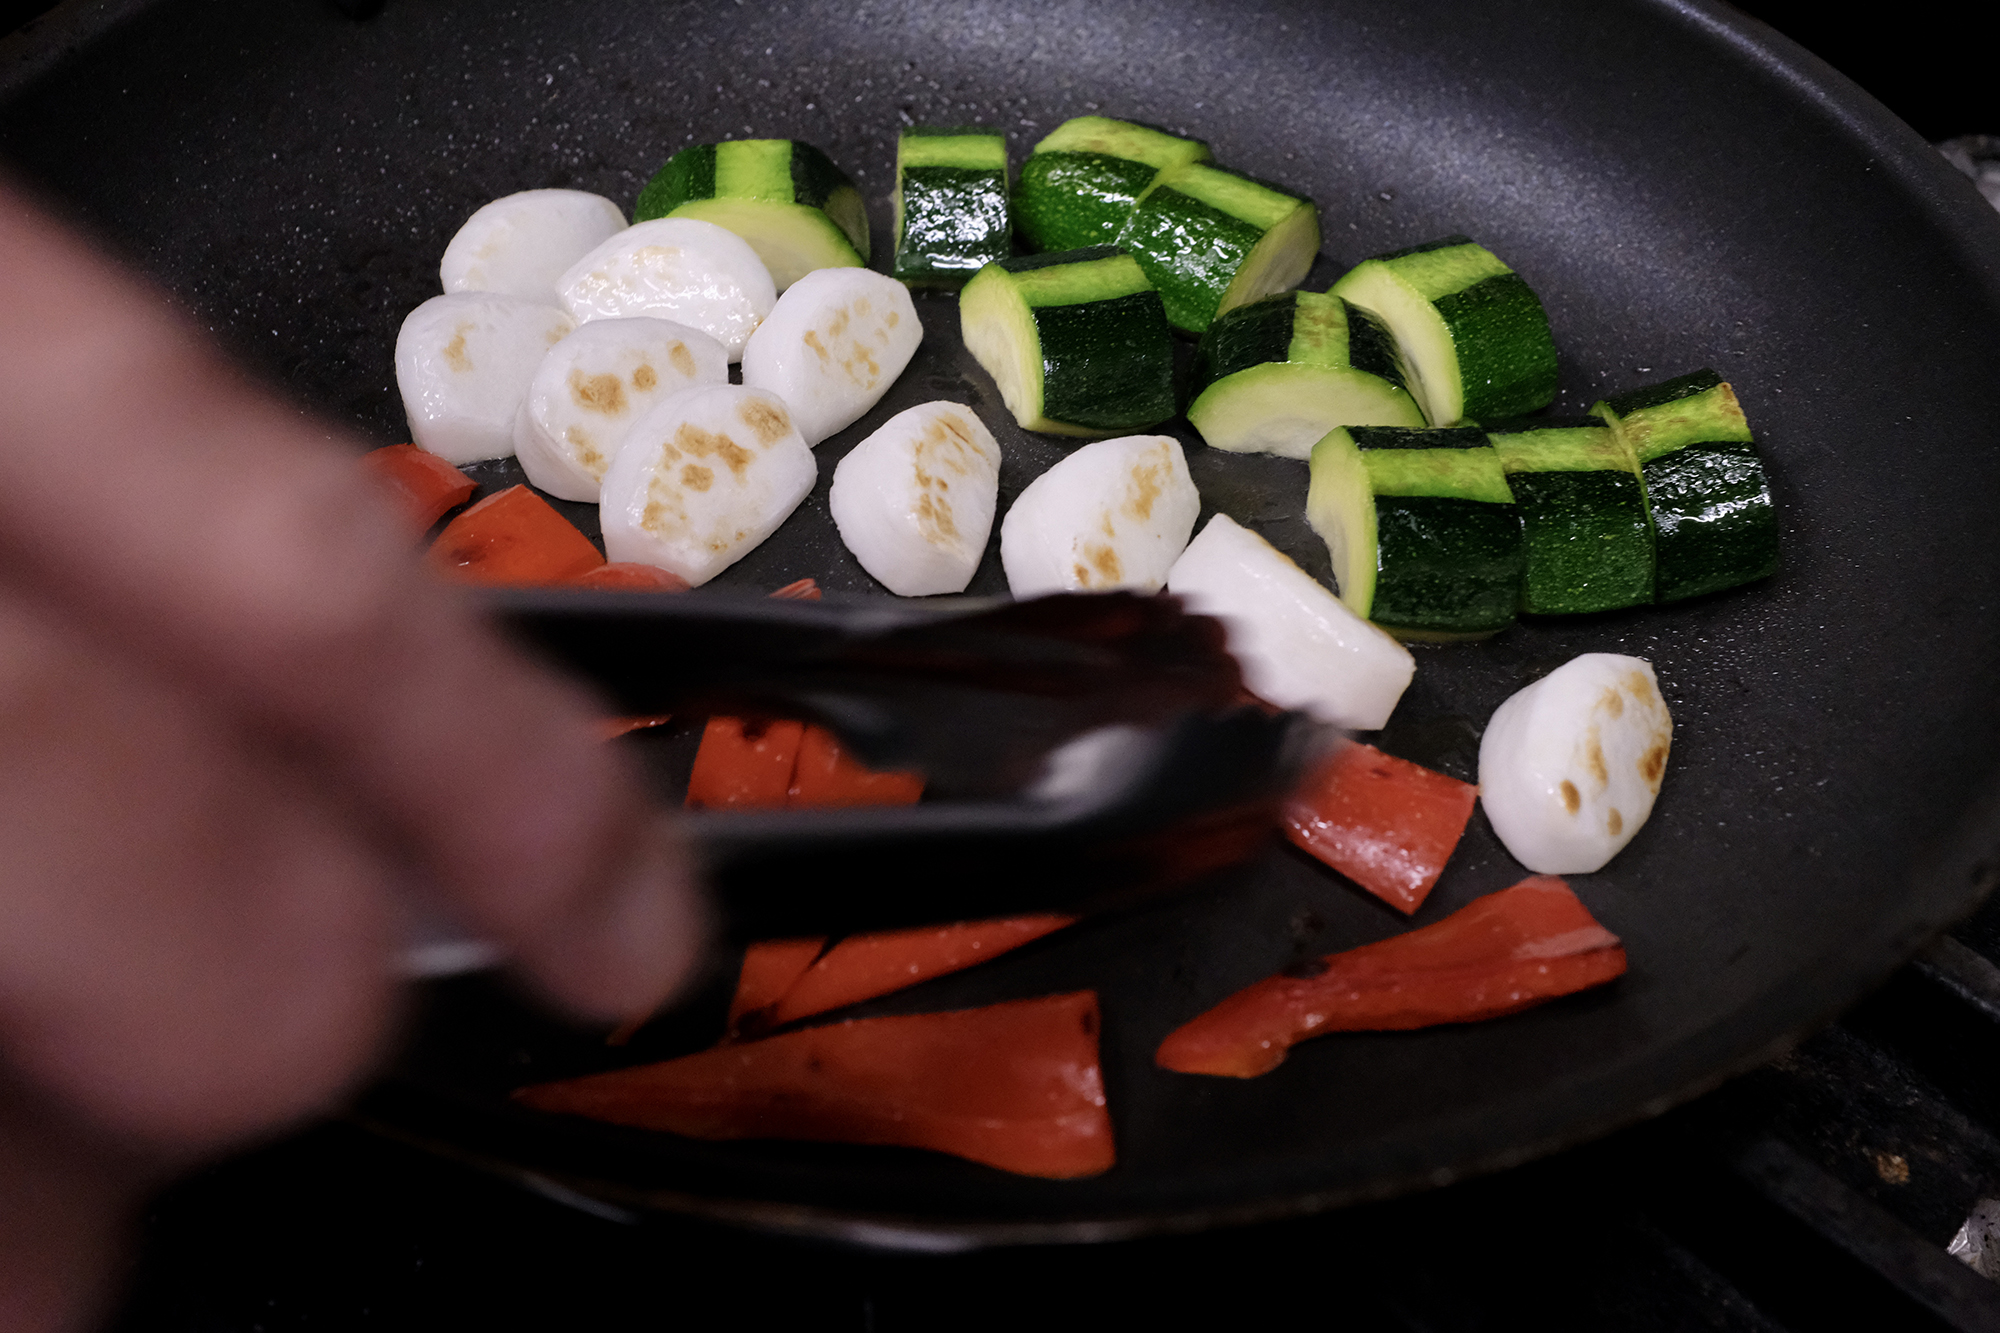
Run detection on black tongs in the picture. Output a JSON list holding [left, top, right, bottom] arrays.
[[488, 587, 1334, 941]]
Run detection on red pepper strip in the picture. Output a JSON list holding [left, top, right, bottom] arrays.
[[582, 563, 689, 735], [727, 937, 827, 1032], [570, 562, 693, 592], [361, 443, 476, 530], [684, 717, 805, 809], [428, 485, 605, 586], [787, 724, 925, 808], [768, 577, 822, 601], [577, 566, 686, 734], [1281, 741, 1478, 915], [677, 580, 833, 799], [757, 915, 1078, 1032], [1155, 876, 1626, 1079], [514, 991, 1114, 1179], [597, 713, 675, 741]]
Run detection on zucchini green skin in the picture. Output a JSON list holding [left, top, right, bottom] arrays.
[[1187, 293, 1423, 457], [893, 128, 1011, 288], [959, 247, 1176, 436], [1013, 117, 1211, 254], [1329, 235, 1557, 426], [1373, 495, 1526, 635], [1114, 162, 1318, 334], [1591, 369, 1779, 603], [635, 140, 868, 287], [1487, 417, 1653, 614], [1307, 424, 1524, 638]]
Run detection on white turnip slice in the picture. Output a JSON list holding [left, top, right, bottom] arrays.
[[598, 385, 816, 587], [999, 434, 1199, 597], [440, 189, 627, 305], [1165, 513, 1415, 731], [1478, 653, 1673, 874], [395, 292, 574, 465], [828, 401, 1001, 596], [556, 218, 775, 360], [514, 318, 728, 502], [739, 267, 923, 446]]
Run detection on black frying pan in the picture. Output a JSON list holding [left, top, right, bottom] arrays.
[[5, 0, 1999, 1243]]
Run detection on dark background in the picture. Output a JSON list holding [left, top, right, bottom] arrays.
[[0, 0, 1988, 1328]]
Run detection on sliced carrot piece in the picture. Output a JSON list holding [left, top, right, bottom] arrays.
[[787, 724, 925, 808], [428, 485, 604, 586], [726, 938, 827, 1034], [1156, 876, 1626, 1078], [515, 991, 1114, 1179], [685, 717, 805, 810], [571, 562, 692, 592], [362, 444, 476, 530], [1281, 742, 1477, 915], [761, 916, 1076, 1030]]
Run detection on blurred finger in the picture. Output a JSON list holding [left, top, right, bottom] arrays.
[[0, 184, 705, 1021], [0, 589, 391, 1147], [0, 1079, 145, 1333]]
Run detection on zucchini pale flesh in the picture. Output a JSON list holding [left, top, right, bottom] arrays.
[[1486, 417, 1653, 614], [893, 127, 1011, 289], [1591, 369, 1778, 603], [1329, 235, 1557, 427], [959, 247, 1177, 437], [1114, 162, 1319, 334], [1307, 425, 1525, 639], [1188, 292, 1424, 458], [1013, 116, 1211, 254], [636, 139, 868, 289]]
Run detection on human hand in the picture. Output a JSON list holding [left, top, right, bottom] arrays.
[[0, 182, 707, 1332]]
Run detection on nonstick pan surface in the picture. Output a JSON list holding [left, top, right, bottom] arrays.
[[5, 0, 2000, 1243]]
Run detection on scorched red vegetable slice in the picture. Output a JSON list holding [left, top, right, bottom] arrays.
[[1281, 741, 1478, 914], [427, 484, 604, 585], [683, 576, 926, 807], [768, 577, 822, 601], [787, 724, 924, 808], [515, 991, 1115, 1179], [731, 915, 1076, 1037], [596, 713, 675, 741], [361, 443, 477, 530], [569, 561, 693, 592], [1156, 875, 1626, 1078], [685, 716, 806, 810], [726, 937, 826, 1032]]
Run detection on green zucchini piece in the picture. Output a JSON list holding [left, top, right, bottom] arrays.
[[635, 139, 869, 290], [1113, 162, 1319, 334], [1485, 416, 1653, 614], [892, 127, 1011, 289], [959, 247, 1176, 437], [1307, 425, 1525, 639], [1187, 292, 1424, 458], [1328, 235, 1558, 427], [1013, 116, 1211, 254], [1591, 369, 1779, 603]]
